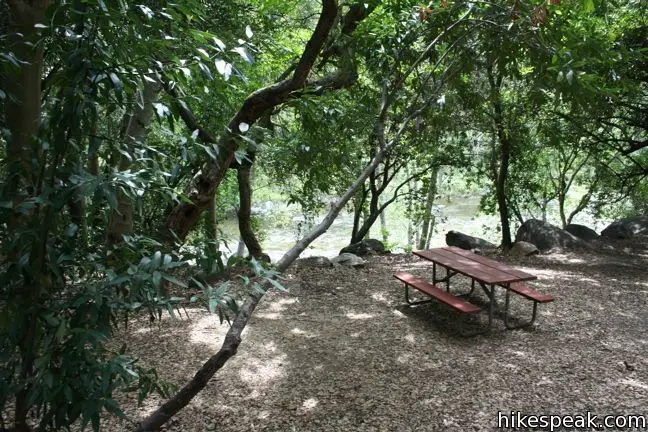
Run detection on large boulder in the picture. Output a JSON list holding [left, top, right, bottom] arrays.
[[515, 219, 586, 251], [565, 224, 600, 241], [509, 241, 540, 258], [295, 256, 333, 268], [601, 215, 648, 239], [445, 230, 497, 251], [331, 253, 365, 268], [340, 239, 387, 256]]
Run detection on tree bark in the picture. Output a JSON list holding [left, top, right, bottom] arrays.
[[4, 2, 50, 430], [162, 0, 339, 244], [418, 166, 439, 250], [106, 78, 161, 246], [487, 63, 512, 250], [379, 199, 388, 243], [204, 195, 219, 258], [236, 163, 263, 258], [3, 0, 49, 197], [495, 132, 512, 249]]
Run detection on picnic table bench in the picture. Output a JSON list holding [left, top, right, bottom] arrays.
[[394, 246, 553, 334]]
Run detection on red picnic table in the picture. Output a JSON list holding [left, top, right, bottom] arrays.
[[394, 246, 553, 335]]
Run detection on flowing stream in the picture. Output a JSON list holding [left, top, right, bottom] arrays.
[[214, 195, 611, 262]]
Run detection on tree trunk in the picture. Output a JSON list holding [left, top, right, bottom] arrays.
[[204, 196, 219, 258], [379, 200, 388, 243], [350, 188, 367, 242], [106, 78, 161, 246], [3, 0, 49, 198], [418, 166, 439, 250], [4, 2, 50, 430], [488, 63, 512, 250], [495, 134, 512, 249], [162, 0, 339, 245], [237, 164, 263, 258], [558, 191, 567, 228]]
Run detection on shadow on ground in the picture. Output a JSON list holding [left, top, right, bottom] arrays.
[[107, 238, 648, 431]]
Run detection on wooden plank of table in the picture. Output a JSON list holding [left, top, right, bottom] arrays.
[[414, 248, 526, 285], [443, 246, 537, 282], [430, 248, 524, 284]]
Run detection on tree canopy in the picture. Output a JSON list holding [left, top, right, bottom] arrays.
[[1, 0, 646, 430]]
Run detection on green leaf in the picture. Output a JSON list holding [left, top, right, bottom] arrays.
[[267, 277, 288, 292], [198, 62, 213, 80], [161, 273, 187, 288], [152, 251, 162, 269], [108, 72, 123, 90], [582, 0, 594, 13], [152, 271, 162, 288]]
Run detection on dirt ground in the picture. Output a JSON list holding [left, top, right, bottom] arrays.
[[105, 237, 648, 431]]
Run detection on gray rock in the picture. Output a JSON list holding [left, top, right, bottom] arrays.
[[331, 253, 365, 268], [445, 230, 497, 251], [509, 241, 540, 258], [565, 224, 600, 241], [515, 219, 587, 251], [340, 239, 387, 256], [295, 256, 333, 268], [601, 215, 648, 239]]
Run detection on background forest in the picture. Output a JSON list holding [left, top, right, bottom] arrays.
[[1, 0, 646, 430]]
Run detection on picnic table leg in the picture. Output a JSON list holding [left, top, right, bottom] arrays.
[[433, 262, 437, 284], [486, 284, 494, 331], [403, 283, 435, 306], [503, 285, 539, 330], [459, 283, 494, 337]]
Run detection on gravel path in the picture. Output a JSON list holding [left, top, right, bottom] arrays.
[[107, 238, 648, 431]]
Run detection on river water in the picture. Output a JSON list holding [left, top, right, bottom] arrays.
[[215, 195, 611, 262]]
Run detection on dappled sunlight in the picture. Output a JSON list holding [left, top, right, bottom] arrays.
[[397, 353, 412, 363], [392, 309, 407, 318], [616, 312, 639, 319], [578, 277, 600, 286], [508, 349, 527, 357], [290, 327, 319, 338], [267, 297, 299, 312], [239, 354, 288, 387], [405, 333, 415, 343], [400, 261, 434, 270], [541, 253, 587, 264], [257, 410, 270, 419], [262, 341, 280, 352], [371, 292, 391, 304], [345, 312, 374, 320], [619, 379, 648, 391], [301, 397, 319, 411], [255, 312, 284, 320], [188, 313, 233, 350]]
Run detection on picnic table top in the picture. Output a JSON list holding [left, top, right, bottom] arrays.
[[413, 246, 537, 285]]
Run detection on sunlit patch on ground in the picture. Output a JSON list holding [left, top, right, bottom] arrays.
[[238, 354, 287, 387], [290, 327, 318, 338], [267, 297, 299, 312], [255, 312, 283, 319], [619, 379, 648, 390], [345, 312, 374, 319], [392, 309, 406, 318], [301, 397, 319, 410]]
